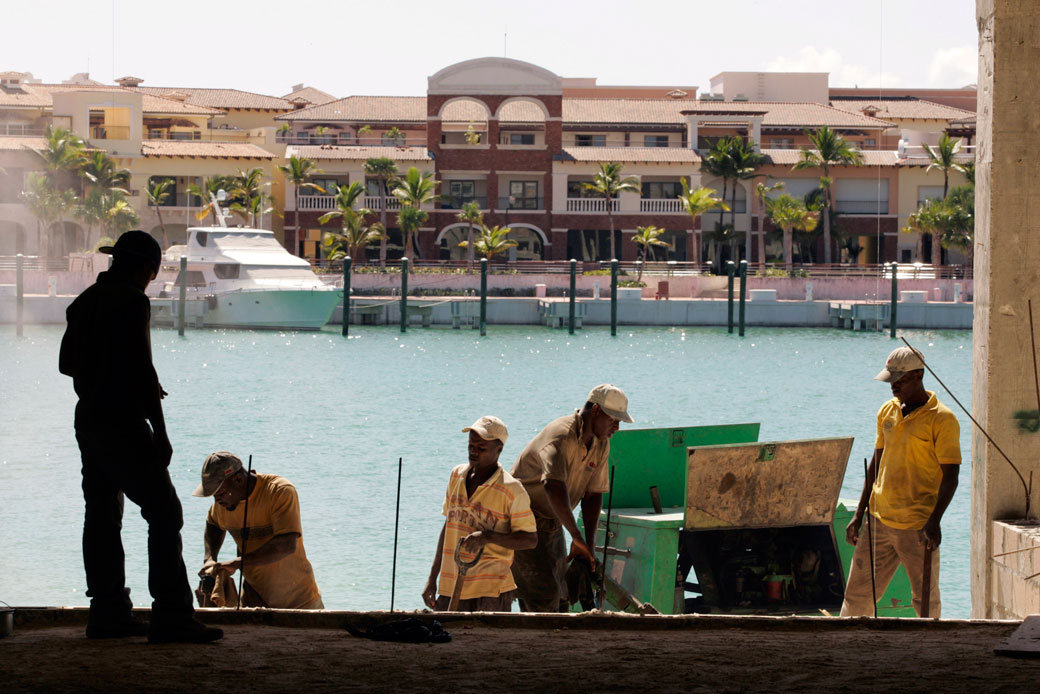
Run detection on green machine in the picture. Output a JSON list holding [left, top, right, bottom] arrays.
[[591, 428, 915, 617]]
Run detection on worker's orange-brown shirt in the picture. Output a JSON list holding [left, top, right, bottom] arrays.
[[439, 464, 536, 600], [872, 391, 961, 530], [207, 474, 321, 609], [510, 412, 610, 524]]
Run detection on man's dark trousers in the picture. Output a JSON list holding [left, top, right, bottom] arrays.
[[76, 406, 194, 620]]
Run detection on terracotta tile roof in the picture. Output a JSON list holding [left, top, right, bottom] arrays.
[[760, 148, 899, 167], [0, 136, 48, 151], [137, 87, 293, 111], [289, 145, 432, 161], [564, 99, 687, 125], [0, 83, 221, 115], [140, 141, 275, 158], [555, 146, 700, 163], [830, 97, 976, 122], [278, 96, 428, 123], [281, 86, 336, 106]]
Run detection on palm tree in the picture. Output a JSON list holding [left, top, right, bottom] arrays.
[[103, 198, 140, 239], [755, 181, 784, 269], [631, 225, 672, 285], [391, 166, 439, 259], [584, 162, 640, 260], [276, 123, 292, 139], [677, 177, 728, 269], [22, 172, 74, 255], [792, 125, 863, 263], [458, 224, 518, 262], [384, 126, 404, 146], [922, 133, 968, 266], [363, 157, 399, 267], [230, 168, 271, 226], [728, 138, 765, 261], [767, 193, 820, 269], [80, 150, 131, 194], [319, 181, 384, 264], [278, 155, 324, 255], [938, 186, 975, 265], [28, 124, 86, 190], [456, 201, 483, 270], [147, 177, 174, 249], [76, 188, 112, 249], [186, 175, 236, 223]]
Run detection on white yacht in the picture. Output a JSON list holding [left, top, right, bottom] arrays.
[[150, 225, 340, 331]]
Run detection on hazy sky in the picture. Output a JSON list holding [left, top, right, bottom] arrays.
[[3, 0, 979, 98]]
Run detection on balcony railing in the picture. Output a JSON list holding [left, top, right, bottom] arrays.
[[499, 197, 544, 210], [91, 126, 131, 140], [565, 198, 619, 212], [440, 196, 488, 210], [639, 198, 684, 213], [363, 195, 402, 211], [0, 124, 46, 136], [298, 195, 337, 211], [277, 134, 425, 147]]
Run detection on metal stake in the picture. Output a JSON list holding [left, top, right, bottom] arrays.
[[237, 454, 253, 609], [391, 456, 402, 611]]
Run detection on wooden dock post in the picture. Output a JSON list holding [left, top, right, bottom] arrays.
[[738, 260, 748, 337], [400, 257, 408, 334], [610, 258, 618, 337], [342, 256, 351, 337], [177, 255, 187, 336], [480, 257, 487, 337], [15, 253, 23, 337], [727, 261, 735, 334], [568, 259, 576, 335], [889, 262, 898, 338]]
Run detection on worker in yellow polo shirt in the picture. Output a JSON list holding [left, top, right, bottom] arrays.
[[194, 452, 323, 609], [841, 346, 961, 617], [422, 416, 537, 612]]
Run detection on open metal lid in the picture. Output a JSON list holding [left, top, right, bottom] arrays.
[[684, 437, 854, 530]]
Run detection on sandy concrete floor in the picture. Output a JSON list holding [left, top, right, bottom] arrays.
[[3, 619, 1039, 693]]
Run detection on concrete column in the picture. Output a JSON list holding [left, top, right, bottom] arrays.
[[685, 116, 699, 150], [551, 171, 569, 212], [751, 118, 762, 151], [970, 0, 1040, 619], [618, 188, 640, 213]]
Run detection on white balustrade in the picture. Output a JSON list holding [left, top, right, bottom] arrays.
[[565, 198, 619, 212], [297, 195, 337, 210], [639, 198, 684, 213]]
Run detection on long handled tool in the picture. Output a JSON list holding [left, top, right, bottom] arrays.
[[596, 466, 616, 609], [447, 538, 484, 611], [920, 546, 933, 618], [391, 456, 402, 612], [864, 458, 877, 619], [237, 454, 252, 609]]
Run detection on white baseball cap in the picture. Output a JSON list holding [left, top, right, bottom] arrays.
[[463, 415, 509, 444], [875, 346, 926, 383], [587, 383, 633, 423]]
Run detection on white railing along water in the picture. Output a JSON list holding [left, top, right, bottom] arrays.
[[565, 198, 619, 213]]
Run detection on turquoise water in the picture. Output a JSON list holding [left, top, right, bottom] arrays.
[[0, 324, 973, 616]]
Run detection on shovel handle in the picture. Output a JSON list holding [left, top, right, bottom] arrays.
[[447, 537, 484, 611]]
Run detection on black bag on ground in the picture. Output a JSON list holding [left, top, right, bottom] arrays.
[[345, 617, 451, 643]]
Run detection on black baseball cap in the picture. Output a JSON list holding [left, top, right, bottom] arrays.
[[100, 230, 161, 272]]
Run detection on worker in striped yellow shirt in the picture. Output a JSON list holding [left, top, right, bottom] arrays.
[[422, 416, 537, 612]]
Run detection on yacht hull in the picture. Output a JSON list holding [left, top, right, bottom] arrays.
[[152, 288, 341, 331]]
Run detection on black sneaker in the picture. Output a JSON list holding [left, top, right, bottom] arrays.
[[147, 618, 223, 644], [86, 615, 150, 639]]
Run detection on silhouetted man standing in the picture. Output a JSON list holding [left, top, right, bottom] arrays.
[[60, 230, 221, 643]]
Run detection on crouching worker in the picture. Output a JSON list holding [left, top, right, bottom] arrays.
[[422, 417, 537, 612], [194, 452, 323, 609]]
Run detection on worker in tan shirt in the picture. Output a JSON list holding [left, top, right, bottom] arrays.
[[195, 452, 323, 609], [510, 384, 633, 612]]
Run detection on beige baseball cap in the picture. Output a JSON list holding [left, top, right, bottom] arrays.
[[587, 383, 634, 423], [193, 451, 243, 497], [463, 415, 509, 444], [875, 346, 926, 383]]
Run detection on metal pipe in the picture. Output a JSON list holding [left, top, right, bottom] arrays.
[[610, 258, 618, 337], [237, 454, 253, 609], [890, 262, 898, 338], [391, 456, 402, 611], [400, 257, 408, 333], [727, 261, 735, 333], [864, 457, 877, 619], [480, 257, 487, 337], [568, 258, 576, 335], [597, 465, 616, 608], [15, 253, 23, 337], [341, 256, 351, 337], [177, 255, 187, 337], [738, 260, 748, 337]]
